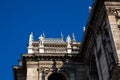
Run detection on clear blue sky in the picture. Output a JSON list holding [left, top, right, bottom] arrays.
[[0, 0, 92, 80]]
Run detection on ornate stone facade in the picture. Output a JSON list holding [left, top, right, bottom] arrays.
[[13, 34, 89, 80], [80, 0, 120, 80], [13, 0, 120, 80]]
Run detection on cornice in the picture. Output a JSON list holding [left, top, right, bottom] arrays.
[[22, 53, 79, 61]]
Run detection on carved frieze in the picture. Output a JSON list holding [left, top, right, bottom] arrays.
[[106, 5, 120, 28], [107, 7, 118, 15]]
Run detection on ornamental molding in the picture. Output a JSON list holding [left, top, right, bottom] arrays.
[[107, 7, 118, 15], [106, 6, 120, 17]]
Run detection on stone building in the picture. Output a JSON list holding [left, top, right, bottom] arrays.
[[13, 0, 120, 80], [13, 33, 87, 80], [80, 0, 120, 80]]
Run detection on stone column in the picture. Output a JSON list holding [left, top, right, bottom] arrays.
[[26, 61, 38, 80], [39, 71, 42, 80], [38, 67, 45, 80], [27, 68, 38, 80]]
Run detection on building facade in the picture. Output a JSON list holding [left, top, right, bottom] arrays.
[[80, 0, 120, 80], [13, 33, 88, 80], [13, 0, 120, 80]]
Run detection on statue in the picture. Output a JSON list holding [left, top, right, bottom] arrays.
[[66, 35, 71, 47], [39, 34, 44, 47], [72, 33, 76, 42], [28, 32, 34, 47], [29, 32, 34, 42]]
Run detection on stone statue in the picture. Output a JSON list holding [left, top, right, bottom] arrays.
[[66, 35, 71, 47], [28, 32, 34, 47], [39, 34, 44, 47], [29, 32, 34, 42], [72, 33, 76, 42]]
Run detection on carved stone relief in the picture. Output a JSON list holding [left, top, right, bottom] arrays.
[[114, 9, 120, 29], [107, 7, 118, 15], [107, 7, 120, 28]]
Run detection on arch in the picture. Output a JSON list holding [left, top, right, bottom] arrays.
[[48, 73, 67, 80]]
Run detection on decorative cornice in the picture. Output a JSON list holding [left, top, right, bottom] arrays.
[[22, 53, 79, 62]]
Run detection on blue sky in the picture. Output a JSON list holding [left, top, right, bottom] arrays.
[[0, 0, 92, 80]]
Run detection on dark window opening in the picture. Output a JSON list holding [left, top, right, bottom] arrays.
[[48, 73, 67, 80]]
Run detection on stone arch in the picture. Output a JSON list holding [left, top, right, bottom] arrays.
[[47, 72, 68, 80]]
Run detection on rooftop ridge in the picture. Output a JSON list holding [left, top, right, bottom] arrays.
[[44, 38, 63, 39], [44, 38, 64, 42]]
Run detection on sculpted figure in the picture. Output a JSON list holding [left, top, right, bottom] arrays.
[[29, 32, 34, 42], [66, 35, 71, 47]]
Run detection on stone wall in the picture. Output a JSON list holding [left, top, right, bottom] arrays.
[[105, 1, 120, 64], [80, 1, 120, 80]]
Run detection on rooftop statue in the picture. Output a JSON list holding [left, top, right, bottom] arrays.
[[39, 35, 44, 41], [29, 32, 34, 42], [66, 35, 71, 47], [39, 34, 44, 47], [72, 33, 76, 42]]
